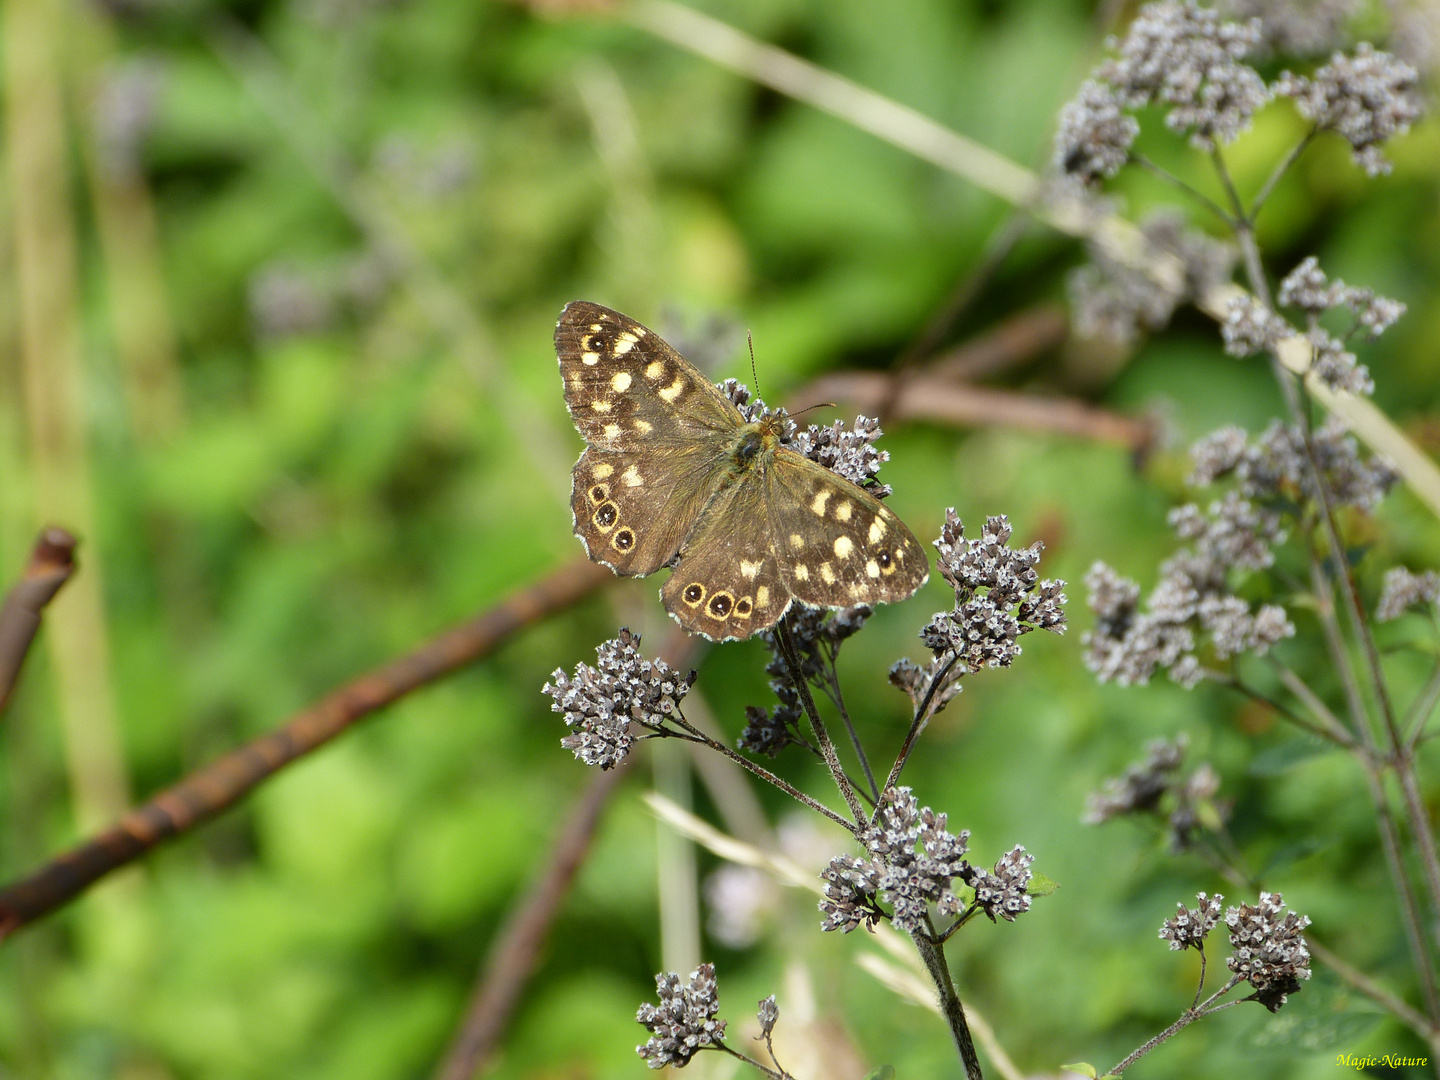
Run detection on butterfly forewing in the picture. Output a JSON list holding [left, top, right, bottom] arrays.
[[556, 301, 741, 451], [660, 471, 791, 640], [572, 445, 734, 576], [765, 451, 929, 609]]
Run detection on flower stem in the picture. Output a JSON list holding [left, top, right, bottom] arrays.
[[774, 621, 868, 825], [911, 924, 984, 1079]]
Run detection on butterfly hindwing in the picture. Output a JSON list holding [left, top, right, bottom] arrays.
[[660, 472, 792, 640], [556, 301, 740, 451], [765, 450, 929, 609], [572, 445, 734, 577]]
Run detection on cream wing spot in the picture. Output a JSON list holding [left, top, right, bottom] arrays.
[[592, 462, 614, 480], [868, 519, 886, 544], [866, 559, 880, 579], [833, 536, 854, 559], [789, 533, 804, 550], [811, 490, 831, 516], [611, 371, 633, 392], [756, 585, 771, 608], [590, 400, 612, 413], [835, 502, 853, 522], [820, 562, 836, 585], [645, 361, 665, 381], [603, 424, 621, 439], [659, 377, 685, 402], [634, 420, 653, 435], [795, 564, 809, 581], [622, 465, 643, 487], [581, 352, 600, 366], [740, 559, 761, 580], [614, 334, 637, 356]]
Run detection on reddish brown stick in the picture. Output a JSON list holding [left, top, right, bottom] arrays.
[[432, 763, 628, 1080], [0, 556, 613, 941], [433, 627, 698, 1080], [0, 527, 78, 716], [801, 369, 1155, 453]]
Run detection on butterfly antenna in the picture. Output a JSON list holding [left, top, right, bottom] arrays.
[[747, 331, 761, 401], [790, 401, 838, 419]]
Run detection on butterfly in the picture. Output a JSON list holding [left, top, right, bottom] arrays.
[[555, 301, 929, 641]]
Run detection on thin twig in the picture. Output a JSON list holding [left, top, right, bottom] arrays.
[[912, 920, 984, 1080], [1308, 938, 1440, 1052], [0, 557, 613, 941], [880, 655, 961, 800], [1405, 660, 1440, 752], [774, 621, 867, 825], [433, 763, 628, 1080], [1248, 127, 1318, 223], [923, 303, 1069, 384], [1131, 153, 1236, 226], [0, 527, 77, 715], [1106, 976, 1242, 1075], [1265, 656, 1358, 746], [1221, 671, 1353, 748]]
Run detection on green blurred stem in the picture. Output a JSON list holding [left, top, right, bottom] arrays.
[[1129, 153, 1235, 226], [912, 920, 984, 1080], [1405, 660, 1440, 751], [1247, 127, 1318, 225]]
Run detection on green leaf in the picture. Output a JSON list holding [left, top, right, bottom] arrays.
[[1062, 1063, 1099, 1078], [864, 1066, 896, 1080], [1027, 871, 1060, 897]]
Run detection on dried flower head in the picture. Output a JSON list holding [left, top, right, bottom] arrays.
[[888, 655, 964, 716], [1160, 891, 1225, 950], [1068, 212, 1235, 345], [1188, 418, 1393, 511], [819, 852, 885, 934], [1054, 79, 1140, 184], [1225, 892, 1312, 1009], [863, 788, 973, 933], [1217, 0, 1357, 56], [636, 964, 727, 1068], [756, 995, 779, 1037], [1084, 736, 1189, 823], [1220, 294, 1291, 357], [1277, 44, 1423, 175], [922, 513, 1067, 672], [962, 846, 1035, 922], [544, 629, 694, 769], [1376, 566, 1440, 621], [1277, 255, 1348, 313], [1099, 0, 1269, 148]]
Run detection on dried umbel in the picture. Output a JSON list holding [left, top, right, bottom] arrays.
[[1225, 892, 1312, 1009], [1159, 891, 1225, 951], [636, 964, 727, 1068]]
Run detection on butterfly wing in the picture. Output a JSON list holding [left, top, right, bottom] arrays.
[[556, 301, 741, 450], [660, 470, 791, 641], [572, 445, 735, 576], [765, 449, 929, 608]]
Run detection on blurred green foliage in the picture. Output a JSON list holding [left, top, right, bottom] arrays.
[[1, 0, 1438, 1078]]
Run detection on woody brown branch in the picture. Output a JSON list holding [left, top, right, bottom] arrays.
[[0, 527, 78, 716], [433, 626, 699, 1080], [801, 369, 1154, 454], [0, 556, 613, 941]]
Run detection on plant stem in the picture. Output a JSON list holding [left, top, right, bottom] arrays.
[[912, 923, 984, 1080], [1130, 153, 1236, 226], [880, 655, 962, 802], [1405, 660, 1440, 751], [1248, 127, 1318, 223], [774, 621, 867, 825], [1107, 976, 1242, 1075], [826, 661, 880, 802], [667, 716, 857, 834]]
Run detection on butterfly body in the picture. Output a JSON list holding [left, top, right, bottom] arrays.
[[556, 301, 928, 641]]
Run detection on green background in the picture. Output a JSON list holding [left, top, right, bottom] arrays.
[[1, 0, 1438, 1077]]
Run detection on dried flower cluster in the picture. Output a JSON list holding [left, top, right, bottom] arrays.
[[1218, 0, 1357, 57], [1225, 892, 1312, 1009], [1083, 736, 1224, 848], [1054, 79, 1140, 184], [822, 787, 974, 935], [1159, 891, 1225, 951], [1377, 566, 1440, 622], [1277, 43, 1423, 175], [1271, 255, 1406, 395], [720, 380, 891, 496], [1069, 211, 1236, 344], [543, 629, 694, 769], [921, 513, 1067, 672], [636, 964, 727, 1068], [964, 846, 1036, 923]]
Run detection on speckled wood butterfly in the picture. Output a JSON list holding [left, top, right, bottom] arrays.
[[556, 301, 929, 641]]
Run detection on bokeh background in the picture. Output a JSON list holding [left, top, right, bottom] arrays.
[[2, 0, 1439, 1077]]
